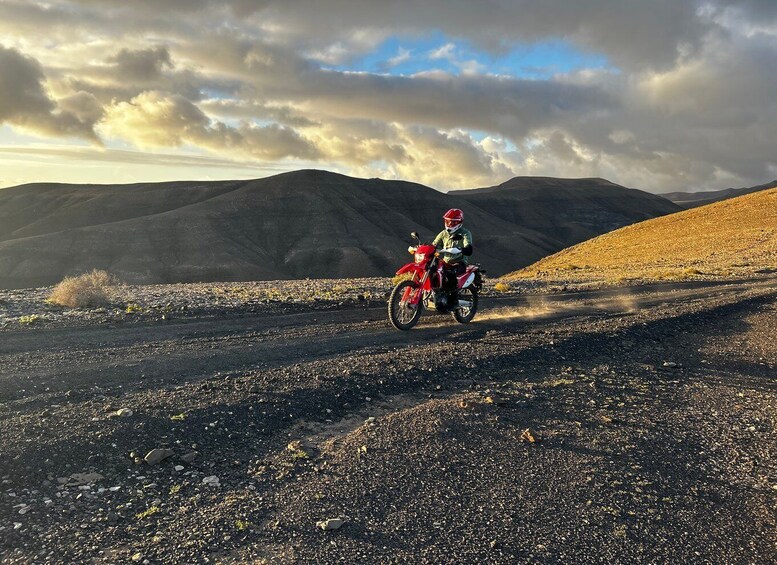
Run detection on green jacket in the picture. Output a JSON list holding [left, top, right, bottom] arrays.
[[433, 227, 473, 264]]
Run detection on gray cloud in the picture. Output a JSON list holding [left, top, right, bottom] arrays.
[[199, 99, 318, 127], [713, 0, 777, 22], [0, 45, 99, 141], [242, 0, 708, 70], [5, 1, 711, 68], [0, 45, 54, 121], [109, 47, 173, 82], [59, 45, 234, 105], [173, 33, 616, 137]]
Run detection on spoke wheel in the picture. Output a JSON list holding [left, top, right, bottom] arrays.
[[452, 287, 478, 323], [388, 280, 423, 330]]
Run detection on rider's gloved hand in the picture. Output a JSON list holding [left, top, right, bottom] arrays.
[[441, 247, 461, 254]]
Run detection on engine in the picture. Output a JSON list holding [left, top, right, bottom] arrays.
[[432, 289, 454, 313]]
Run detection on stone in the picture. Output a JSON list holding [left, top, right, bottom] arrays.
[[144, 449, 175, 466], [68, 472, 104, 486], [180, 452, 198, 463], [202, 476, 220, 487], [287, 440, 303, 452], [316, 518, 345, 531]]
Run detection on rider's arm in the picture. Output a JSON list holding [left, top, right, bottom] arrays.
[[461, 231, 473, 256], [432, 230, 445, 248]]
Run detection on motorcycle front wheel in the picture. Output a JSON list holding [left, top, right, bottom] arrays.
[[388, 280, 423, 330], [452, 287, 478, 323]]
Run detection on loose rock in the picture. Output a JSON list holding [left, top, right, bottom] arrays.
[[520, 428, 539, 443], [68, 472, 104, 486], [317, 518, 345, 531], [144, 448, 175, 466]]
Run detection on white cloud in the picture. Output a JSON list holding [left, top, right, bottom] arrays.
[[100, 91, 319, 160], [429, 43, 456, 61], [386, 47, 411, 68]]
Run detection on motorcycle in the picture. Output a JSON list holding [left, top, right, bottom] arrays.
[[388, 231, 485, 330]]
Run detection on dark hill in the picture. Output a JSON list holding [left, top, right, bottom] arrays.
[[0, 170, 678, 288], [662, 180, 777, 208], [449, 176, 681, 245]]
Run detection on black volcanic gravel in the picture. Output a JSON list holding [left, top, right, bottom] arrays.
[[0, 276, 775, 564]]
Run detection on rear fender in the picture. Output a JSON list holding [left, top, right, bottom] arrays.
[[459, 272, 476, 289], [458, 265, 479, 289]]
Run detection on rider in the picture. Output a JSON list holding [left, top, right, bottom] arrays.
[[433, 208, 473, 293]]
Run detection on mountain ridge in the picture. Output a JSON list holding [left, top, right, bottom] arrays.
[[0, 169, 681, 289], [448, 176, 623, 195], [446, 175, 680, 246], [661, 180, 777, 208]]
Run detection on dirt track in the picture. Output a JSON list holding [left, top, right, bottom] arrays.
[[1, 277, 776, 564]]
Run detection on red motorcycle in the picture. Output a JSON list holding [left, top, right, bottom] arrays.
[[388, 231, 484, 330]]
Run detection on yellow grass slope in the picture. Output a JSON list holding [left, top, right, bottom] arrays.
[[505, 187, 777, 282]]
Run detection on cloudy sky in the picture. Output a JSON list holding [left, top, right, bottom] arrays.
[[0, 0, 776, 192]]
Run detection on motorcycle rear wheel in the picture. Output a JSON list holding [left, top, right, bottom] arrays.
[[388, 280, 423, 330], [452, 287, 478, 323]]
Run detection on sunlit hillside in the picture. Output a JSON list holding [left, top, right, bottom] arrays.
[[505, 188, 777, 282]]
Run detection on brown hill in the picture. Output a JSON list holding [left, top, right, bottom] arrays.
[[662, 180, 777, 208], [0, 170, 678, 289], [504, 188, 777, 282]]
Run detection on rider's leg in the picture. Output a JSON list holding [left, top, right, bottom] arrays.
[[447, 262, 465, 298]]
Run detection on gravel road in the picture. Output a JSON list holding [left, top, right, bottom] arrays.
[[1, 276, 775, 564]]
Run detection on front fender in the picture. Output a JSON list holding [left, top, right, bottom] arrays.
[[396, 263, 424, 277]]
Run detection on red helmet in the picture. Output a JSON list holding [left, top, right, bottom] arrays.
[[443, 208, 463, 233]]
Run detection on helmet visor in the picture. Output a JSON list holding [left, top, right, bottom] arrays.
[[444, 218, 461, 228]]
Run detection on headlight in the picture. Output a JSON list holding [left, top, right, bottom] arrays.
[[414, 252, 426, 263]]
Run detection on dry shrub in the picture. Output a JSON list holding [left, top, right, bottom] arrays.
[[391, 273, 414, 286], [48, 269, 123, 308], [493, 282, 511, 292]]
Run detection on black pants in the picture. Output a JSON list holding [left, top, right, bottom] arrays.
[[444, 262, 466, 291]]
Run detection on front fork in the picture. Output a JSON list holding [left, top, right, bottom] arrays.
[[401, 269, 431, 305]]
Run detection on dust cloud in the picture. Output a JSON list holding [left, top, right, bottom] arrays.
[[478, 289, 640, 323]]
